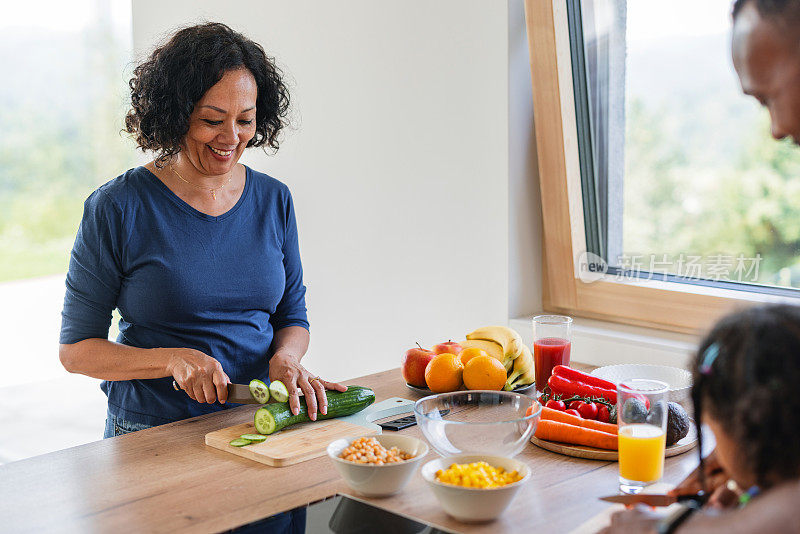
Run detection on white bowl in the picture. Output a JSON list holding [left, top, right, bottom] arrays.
[[420, 454, 530, 523], [327, 434, 428, 498], [591, 364, 692, 403]]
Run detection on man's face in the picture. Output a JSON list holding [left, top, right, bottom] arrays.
[[732, 3, 800, 145]]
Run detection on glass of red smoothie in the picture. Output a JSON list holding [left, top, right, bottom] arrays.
[[532, 315, 573, 394]]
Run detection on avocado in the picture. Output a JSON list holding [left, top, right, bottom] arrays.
[[646, 402, 665, 427], [621, 398, 648, 423], [666, 402, 690, 446]]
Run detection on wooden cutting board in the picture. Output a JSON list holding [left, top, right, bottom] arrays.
[[530, 421, 698, 461], [205, 398, 416, 467]]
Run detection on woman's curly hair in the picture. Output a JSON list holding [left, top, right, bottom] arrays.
[[692, 304, 800, 489], [125, 22, 289, 163]]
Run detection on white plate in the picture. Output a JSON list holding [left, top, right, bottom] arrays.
[[590, 364, 692, 404], [405, 382, 535, 396]]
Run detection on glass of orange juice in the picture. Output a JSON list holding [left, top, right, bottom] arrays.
[[617, 379, 669, 494]]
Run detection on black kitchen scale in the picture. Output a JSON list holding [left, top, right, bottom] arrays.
[[222, 494, 457, 534]]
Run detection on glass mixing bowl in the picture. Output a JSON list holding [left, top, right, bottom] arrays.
[[413, 391, 541, 458]]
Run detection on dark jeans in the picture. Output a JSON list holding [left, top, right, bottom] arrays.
[[225, 508, 306, 534], [102, 411, 307, 533], [103, 411, 153, 438]]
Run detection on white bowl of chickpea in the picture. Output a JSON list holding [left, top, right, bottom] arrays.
[[327, 434, 429, 497], [420, 454, 530, 523]]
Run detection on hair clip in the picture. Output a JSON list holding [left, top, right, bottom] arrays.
[[699, 343, 719, 375]]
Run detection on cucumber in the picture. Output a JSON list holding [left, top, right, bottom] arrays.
[[269, 380, 289, 402], [254, 386, 375, 435], [249, 379, 270, 404], [230, 438, 251, 447], [240, 433, 267, 442]]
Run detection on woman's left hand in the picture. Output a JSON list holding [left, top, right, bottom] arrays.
[[268, 351, 347, 420]]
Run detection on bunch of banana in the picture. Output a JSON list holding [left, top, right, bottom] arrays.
[[458, 339, 511, 370], [505, 344, 534, 390], [465, 326, 534, 389]]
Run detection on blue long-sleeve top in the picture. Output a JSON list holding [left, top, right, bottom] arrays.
[[60, 165, 309, 426]]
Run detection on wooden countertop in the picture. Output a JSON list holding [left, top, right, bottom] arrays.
[[0, 367, 703, 533]]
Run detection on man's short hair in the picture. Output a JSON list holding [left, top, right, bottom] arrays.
[[732, 0, 800, 22]]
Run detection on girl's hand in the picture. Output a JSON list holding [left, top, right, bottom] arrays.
[[669, 449, 727, 498], [707, 483, 741, 510], [168, 348, 230, 404], [269, 351, 347, 420]]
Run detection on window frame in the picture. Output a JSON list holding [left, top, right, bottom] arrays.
[[524, 0, 795, 336]]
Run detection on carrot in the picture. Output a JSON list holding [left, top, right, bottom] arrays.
[[534, 419, 618, 450], [540, 406, 618, 435]]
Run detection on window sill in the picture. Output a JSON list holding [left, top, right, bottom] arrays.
[[510, 314, 697, 369], [602, 276, 798, 303]]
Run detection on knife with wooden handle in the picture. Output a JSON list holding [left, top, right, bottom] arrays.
[[171, 380, 298, 404]]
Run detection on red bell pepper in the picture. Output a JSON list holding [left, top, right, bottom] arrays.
[[552, 365, 617, 390], [547, 374, 617, 404]]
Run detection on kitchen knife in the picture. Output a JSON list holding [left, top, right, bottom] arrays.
[[599, 493, 706, 507], [171, 380, 298, 404]]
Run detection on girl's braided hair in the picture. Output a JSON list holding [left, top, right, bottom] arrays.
[[692, 304, 800, 489]]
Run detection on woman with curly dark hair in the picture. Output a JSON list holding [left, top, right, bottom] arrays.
[[58, 22, 344, 441]]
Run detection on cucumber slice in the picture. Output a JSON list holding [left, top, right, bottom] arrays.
[[269, 380, 289, 403], [249, 379, 270, 404], [229, 438, 252, 447], [240, 433, 267, 442], [254, 406, 277, 434]]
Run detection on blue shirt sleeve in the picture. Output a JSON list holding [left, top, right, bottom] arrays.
[[269, 190, 309, 332], [60, 189, 125, 344]]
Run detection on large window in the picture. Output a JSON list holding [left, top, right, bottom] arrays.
[[0, 1, 134, 462], [1, 1, 136, 282], [525, 0, 796, 334], [573, 0, 800, 293]]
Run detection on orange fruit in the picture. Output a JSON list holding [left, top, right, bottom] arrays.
[[459, 347, 488, 367], [463, 355, 507, 391], [424, 353, 464, 393]]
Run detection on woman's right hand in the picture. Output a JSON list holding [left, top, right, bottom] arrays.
[[167, 348, 231, 404]]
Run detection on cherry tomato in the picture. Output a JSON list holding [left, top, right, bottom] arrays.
[[546, 400, 566, 411], [565, 408, 581, 418], [568, 400, 584, 410], [597, 404, 611, 423], [577, 401, 599, 420]]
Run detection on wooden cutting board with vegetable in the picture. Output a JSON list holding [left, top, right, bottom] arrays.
[[205, 385, 417, 467]]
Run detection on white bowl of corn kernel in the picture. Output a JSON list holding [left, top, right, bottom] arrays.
[[420, 454, 530, 522], [327, 434, 429, 497]]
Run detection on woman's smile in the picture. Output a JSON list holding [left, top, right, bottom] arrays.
[[207, 144, 236, 160]]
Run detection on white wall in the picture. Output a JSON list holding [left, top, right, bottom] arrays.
[[508, 0, 542, 320], [131, 0, 542, 381]]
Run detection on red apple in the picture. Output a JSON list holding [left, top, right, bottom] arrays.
[[402, 345, 435, 387], [432, 340, 463, 355]]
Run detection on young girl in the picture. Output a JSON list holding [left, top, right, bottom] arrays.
[[602, 304, 800, 533]]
